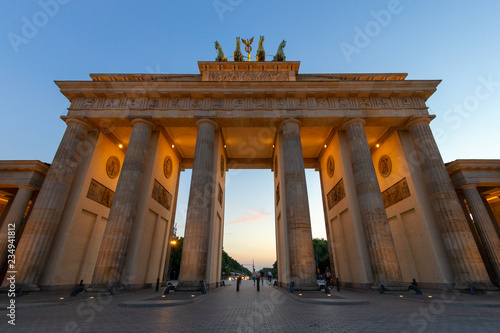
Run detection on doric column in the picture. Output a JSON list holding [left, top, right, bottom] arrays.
[[177, 119, 218, 291], [281, 119, 318, 290], [5, 119, 91, 290], [462, 184, 500, 281], [343, 118, 403, 287], [90, 119, 154, 289], [0, 196, 14, 230], [0, 186, 34, 273], [407, 117, 491, 287]]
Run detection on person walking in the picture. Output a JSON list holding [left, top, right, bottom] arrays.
[[252, 269, 257, 286]]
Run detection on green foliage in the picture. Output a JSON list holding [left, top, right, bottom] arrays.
[[313, 238, 330, 274], [168, 237, 251, 279], [260, 261, 278, 278], [168, 237, 183, 279], [221, 250, 252, 277]]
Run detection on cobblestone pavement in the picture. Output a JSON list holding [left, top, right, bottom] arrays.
[[1, 280, 500, 332]]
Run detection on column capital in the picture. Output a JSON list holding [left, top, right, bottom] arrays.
[[461, 183, 479, 190], [18, 185, 37, 191], [131, 118, 155, 129], [405, 116, 432, 130], [195, 118, 218, 130], [280, 118, 302, 129], [342, 118, 365, 130], [65, 118, 92, 131]]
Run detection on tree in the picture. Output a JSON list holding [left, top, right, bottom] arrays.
[[313, 238, 330, 274], [221, 250, 252, 277], [168, 238, 251, 280], [168, 236, 183, 280]]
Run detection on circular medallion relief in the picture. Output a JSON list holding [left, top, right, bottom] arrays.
[[378, 155, 392, 178], [106, 156, 120, 179], [220, 155, 225, 178], [163, 156, 173, 179], [326, 155, 335, 178]]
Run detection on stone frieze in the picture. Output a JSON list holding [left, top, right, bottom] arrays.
[[73, 96, 426, 110]]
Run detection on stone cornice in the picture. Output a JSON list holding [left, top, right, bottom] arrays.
[[446, 160, 500, 173], [55, 79, 440, 101], [0, 160, 50, 174]]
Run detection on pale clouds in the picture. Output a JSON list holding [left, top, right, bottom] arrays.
[[229, 209, 271, 224]]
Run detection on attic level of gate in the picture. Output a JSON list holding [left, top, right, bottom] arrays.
[[56, 61, 440, 169], [87, 61, 407, 83]]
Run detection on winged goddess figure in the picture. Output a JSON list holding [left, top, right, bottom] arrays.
[[241, 37, 254, 61]]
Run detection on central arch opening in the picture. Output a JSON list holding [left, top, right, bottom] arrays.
[[173, 167, 327, 284], [223, 169, 276, 274]]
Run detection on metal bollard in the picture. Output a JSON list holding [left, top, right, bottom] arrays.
[[257, 279, 260, 292], [155, 278, 159, 292], [236, 277, 241, 292], [379, 284, 385, 294], [200, 280, 207, 294]]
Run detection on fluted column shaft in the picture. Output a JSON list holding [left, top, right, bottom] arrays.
[[407, 117, 491, 286], [344, 118, 403, 286], [0, 186, 34, 272], [6, 119, 90, 289], [462, 185, 500, 281], [177, 119, 217, 291], [281, 119, 318, 290], [90, 119, 153, 288], [0, 197, 14, 231]]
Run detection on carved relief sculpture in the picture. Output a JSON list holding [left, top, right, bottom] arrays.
[[381, 178, 411, 208], [378, 154, 392, 178], [327, 178, 346, 210], [327, 155, 335, 178], [163, 156, 173, 179], [152, 179, 172, 210], [106, 156, 120, 179], [87, 179, 115, 208]]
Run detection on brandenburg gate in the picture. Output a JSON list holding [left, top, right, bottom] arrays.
[[2, 57, 499, 292]]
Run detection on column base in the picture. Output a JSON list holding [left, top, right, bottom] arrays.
[[454, 281, 498, 292], [22, 284, 41, 292], [370, 285, 408, 292], [175, 281, 204, 292], [371, 282, 408, 292], [291, 282, 321, 291], [86, 284, 124, 293]]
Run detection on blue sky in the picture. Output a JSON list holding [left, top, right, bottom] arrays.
[[2, 1, 499, 269]]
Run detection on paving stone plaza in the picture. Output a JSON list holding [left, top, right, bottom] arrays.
[[1, 280, 500, 332]]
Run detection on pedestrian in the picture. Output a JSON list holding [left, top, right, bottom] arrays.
[[268, 271, 273, 282], [325, 267, 332, 284], [252, 269, 257, 286]]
